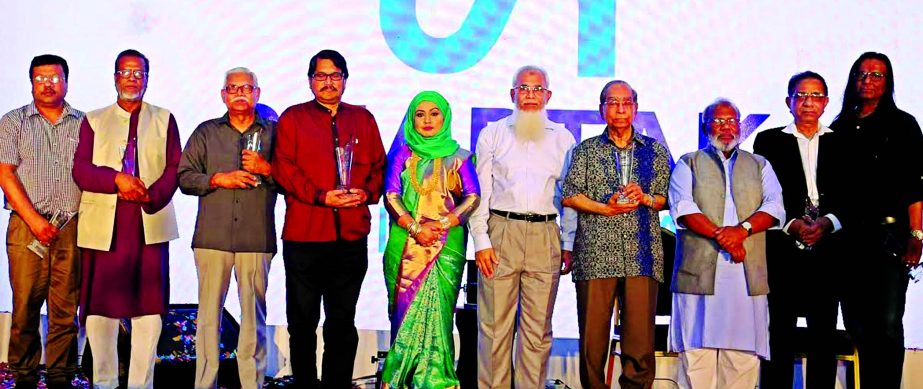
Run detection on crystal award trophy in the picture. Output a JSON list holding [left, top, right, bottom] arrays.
[[244, 130, 263, 186], [615, 147, 634, 203], [796, 197, 820, 251], [335, 138, 355, 190], [27, 210, 76, 258]]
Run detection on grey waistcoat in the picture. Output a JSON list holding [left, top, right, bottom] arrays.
[[671, 148, 769, 296]]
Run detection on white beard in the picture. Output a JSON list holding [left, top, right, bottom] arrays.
[[512, 109, 547, 142], [709, 133, 740, 153], [117, 86, 145, 102]]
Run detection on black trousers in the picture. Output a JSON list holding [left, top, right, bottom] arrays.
[[852, 250, 909, 389], [283, 238, 368, 389], [761, 233, 859, 389]]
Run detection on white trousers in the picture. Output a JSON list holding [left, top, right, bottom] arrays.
[[193, 249, 272, 389], [678, 348, 760, 389], [85, 314, 162, 389]]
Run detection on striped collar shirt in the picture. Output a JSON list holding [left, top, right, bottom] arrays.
[[0, 101, 85, 214]]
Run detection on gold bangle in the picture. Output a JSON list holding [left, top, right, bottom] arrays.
[[439, 216, 452, 229], [408, 221, 422, 237]]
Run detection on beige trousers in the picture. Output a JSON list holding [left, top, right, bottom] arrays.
[[193, 248, 272, 389], [477, 215, 561, 389], [678, 348, 760, 389], [85, 314, 162, 389]]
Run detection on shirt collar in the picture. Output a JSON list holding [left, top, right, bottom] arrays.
[[25, 101, 80, 119], [782, 122, 833, 140], [310, 99, 342, 114], [598, 126, 648, 147], [218, 111, 269, 130]]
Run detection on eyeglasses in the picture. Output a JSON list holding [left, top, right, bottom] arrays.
[[225, 84, 256, 94], [115, 69, 148, 79], [514, 85, 548, 94], [33, 75, 63, 84], [603, 98, 635, 109], [792, 91, 827, 101], [709, 118, 739, 126], [311, 72, 344, 81], [853, 71, 885, 81]]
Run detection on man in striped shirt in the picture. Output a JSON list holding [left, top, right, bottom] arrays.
[[0, 54, 84, 389]]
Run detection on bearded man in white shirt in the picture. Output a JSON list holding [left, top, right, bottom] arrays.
[[470, 65, 576, 388]]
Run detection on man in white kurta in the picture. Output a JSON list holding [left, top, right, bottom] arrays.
[[667, 99, 784, 389]]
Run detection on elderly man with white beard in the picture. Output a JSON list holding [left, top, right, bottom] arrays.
[[668, 98, 784, 389], [470, 65, 576, 388]]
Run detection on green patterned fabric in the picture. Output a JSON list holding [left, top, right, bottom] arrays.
[[382, 219, 466, 388], [382, 91, 467, 388]]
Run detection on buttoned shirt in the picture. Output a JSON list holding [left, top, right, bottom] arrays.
[[178, 113, 278, 253], [561, 130, 671, 282], [670, 147, 785, 225], [469, 114, 576, 251], [831, 106, 923, 232], [780, 123, 841, 233], [272, 100, 386, 242], [0, 102, 84, 215]]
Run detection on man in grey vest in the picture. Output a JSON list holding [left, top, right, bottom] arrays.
[[667, 98, 784, 389]]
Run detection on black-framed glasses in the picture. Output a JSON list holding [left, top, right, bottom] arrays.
[[33, 75, 63, 84], [225, 84, 256, 94], [514, 84, 548, 94], [792, 91, 827, 101], [853, 71, 885, 81], [709, 118, 740, 126], [311, 72, 344, 81], [115, 69, 148, 79]]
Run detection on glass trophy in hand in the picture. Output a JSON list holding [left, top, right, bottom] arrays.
[[796, 197, 820, 251], [27, 210, 75, 258], [614, 147, 634, 204], [244, 130, 263, 186], [910, 264, 923, 284], [335, 138, 355, 191]]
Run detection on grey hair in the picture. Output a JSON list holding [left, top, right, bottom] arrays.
[[225, 67, 258, 88], [512, 65, 549, 88], [599, 80, 638, 105], [701, 98, 741, 133]]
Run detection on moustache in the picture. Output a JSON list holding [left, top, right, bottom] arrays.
[[232, 96, 250, 103], [320, 86, 338, 92]]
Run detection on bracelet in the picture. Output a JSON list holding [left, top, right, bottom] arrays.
[[408, 221, 423, 237], [439, 216, 452, 230], [647, 194, 656, 207]]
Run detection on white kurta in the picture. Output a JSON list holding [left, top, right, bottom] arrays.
[[667, 149, 785, 359]]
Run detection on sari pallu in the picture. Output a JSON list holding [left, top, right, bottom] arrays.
[[381, 145, 479, 389]]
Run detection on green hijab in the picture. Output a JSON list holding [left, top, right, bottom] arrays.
[[402, 91, 459, 160]]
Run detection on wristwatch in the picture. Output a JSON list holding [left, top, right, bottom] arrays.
[[912, 229, 923, 241], [741, 221, 753, 236]]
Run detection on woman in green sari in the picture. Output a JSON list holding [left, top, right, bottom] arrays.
[[381, 91, 480, 388]]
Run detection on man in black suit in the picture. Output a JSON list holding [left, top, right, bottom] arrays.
[[754, 71, 854, 388]]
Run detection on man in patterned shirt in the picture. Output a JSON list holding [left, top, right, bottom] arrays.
[[561, 80, 670, 389], [0, 54, 84, 389]]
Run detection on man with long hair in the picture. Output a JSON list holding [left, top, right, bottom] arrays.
[[830, 52, 923, 388]]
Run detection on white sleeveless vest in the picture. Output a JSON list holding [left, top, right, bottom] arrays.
[[77, 102, 179, 251]]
